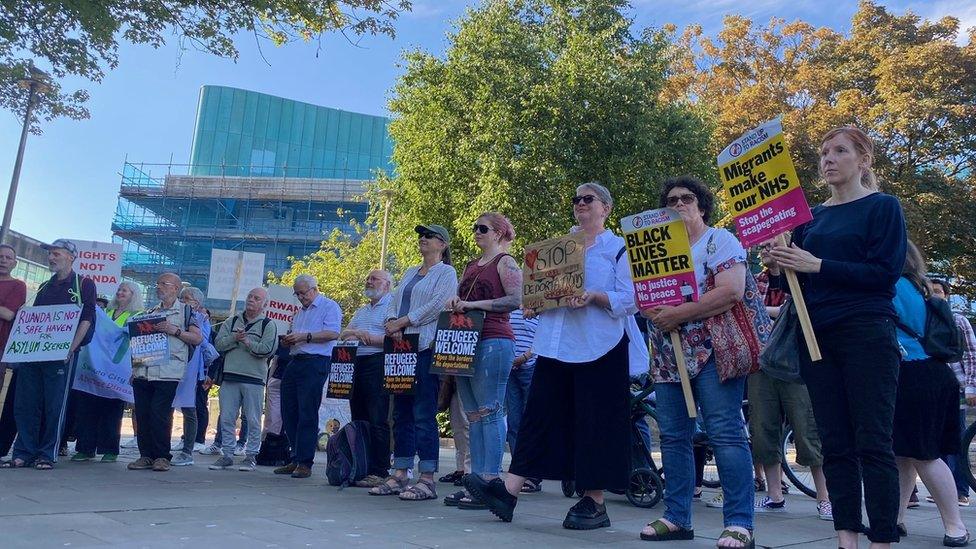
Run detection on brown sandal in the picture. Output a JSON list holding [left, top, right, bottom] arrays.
[[368, 476, 408, 496], [399, 479, 437, 501]]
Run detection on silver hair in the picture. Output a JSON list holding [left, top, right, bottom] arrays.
[[294, 274, 318, 289], [180, 286, 205, 305], [109, 281, 144, 314], [577, 181, 613, 208]]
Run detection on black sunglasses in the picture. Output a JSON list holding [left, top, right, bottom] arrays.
[[572, 194, 598, 205], [472, 224, 491, 234], [666, 193, 697, 207], [419, 231, 444, 242]]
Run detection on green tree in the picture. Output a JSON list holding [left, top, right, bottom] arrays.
[[669, 1, 976, 294], [1, 0, 411, 129], [387, 0, 714, 263]]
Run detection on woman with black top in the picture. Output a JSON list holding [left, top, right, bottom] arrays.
[[768, 126, 907, 549]]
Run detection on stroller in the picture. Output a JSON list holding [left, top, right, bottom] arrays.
[[560, 378, 664, 508]]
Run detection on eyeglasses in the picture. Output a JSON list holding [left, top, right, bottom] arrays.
[[418, 231, 444, 242], [293, 288, 315, 297], [572, 194, 599, 205], [154, 282, 177, 288], [666, 193, 697, 207], [472, 224, 491, 234]]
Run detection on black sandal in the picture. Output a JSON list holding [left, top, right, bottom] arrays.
[[640, 519, 694, 541], [34, 460, 54, 470], [444, 490, 467, 506], [439, 470, 464, 484], [0, 458, 27, 468]]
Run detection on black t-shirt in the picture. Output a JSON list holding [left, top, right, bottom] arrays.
[[34, 271, 97, 346]]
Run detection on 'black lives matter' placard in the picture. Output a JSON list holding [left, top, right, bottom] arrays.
[[326, 342, 358, 399], [430, 311, 485, 377], [383, 334, 420, 394]]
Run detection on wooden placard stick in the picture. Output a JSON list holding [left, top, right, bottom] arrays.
[[669, 331, 697, 418], [776, 233, 821, 361]]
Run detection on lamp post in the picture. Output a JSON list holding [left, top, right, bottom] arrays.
[[378, 189, 395, 269], [1, 66, 52, 244]]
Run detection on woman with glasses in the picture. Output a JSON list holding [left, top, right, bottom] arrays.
[[640, 176, 755, 548], [442, 213, 521, 509], [370, 224, 458, 501], [466, 182, 647, 531]]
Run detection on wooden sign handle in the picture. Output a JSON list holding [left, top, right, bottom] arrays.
[[776, 233, 822, 362], [670, 331, 697, 418]]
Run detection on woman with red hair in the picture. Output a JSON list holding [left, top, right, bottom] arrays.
[[444, 212, 522, 508]]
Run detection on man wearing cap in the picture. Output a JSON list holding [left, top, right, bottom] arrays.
[[8, 239, 96, 469], [274, 274, 341, 478]]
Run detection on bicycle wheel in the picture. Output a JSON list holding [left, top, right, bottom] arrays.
[[964, 420, 976, 493], [781, 427, 817, 498]]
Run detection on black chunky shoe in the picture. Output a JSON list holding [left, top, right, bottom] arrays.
[[562, 496, 611, 530], [463, 475, 517, 522]]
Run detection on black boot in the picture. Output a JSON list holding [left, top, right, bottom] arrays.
[[463, 475, 517, 522], [562, 496, 610, 530]]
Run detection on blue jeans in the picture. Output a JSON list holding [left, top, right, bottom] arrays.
[[393, 350, 440, 474], [457, 338, 514, 476], [506, 363, 534, 453], [656, 359, 754, 531], [946, 405, 969, 497], [12, 357, 76, 464]]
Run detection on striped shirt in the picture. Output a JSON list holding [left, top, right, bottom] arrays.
[[510, 308, 538, 368], [346, 293, 393, 356], [953, 312, 976, 396], [387, 262, 458, 351]]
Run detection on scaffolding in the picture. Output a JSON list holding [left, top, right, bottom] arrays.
[[112, 161, 372, 301]]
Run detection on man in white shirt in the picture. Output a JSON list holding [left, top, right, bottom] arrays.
[[274, 274, 341, 479], [340, 270, 394, 487]]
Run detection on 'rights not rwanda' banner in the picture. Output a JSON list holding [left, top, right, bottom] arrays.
[[73, 308, 134, 403]]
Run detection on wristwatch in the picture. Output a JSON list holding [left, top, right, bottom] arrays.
[[175, 328, 182, 338], [306, 332, 312, 343]]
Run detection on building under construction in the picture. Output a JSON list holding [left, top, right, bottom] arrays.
[[112, 85, 393, 308]]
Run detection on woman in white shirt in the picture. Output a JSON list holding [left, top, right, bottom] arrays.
[[465, 182, 648, 531]]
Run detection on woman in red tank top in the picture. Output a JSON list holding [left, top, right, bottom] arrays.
[[444, 212, 522, 507]]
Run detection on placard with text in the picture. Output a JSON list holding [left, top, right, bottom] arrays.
[[620, 208, 699, 309], [383, 334, 419, 394], [127, 314, 170, 368], [430, 310, 485, 377], [326, 342, 358, 399], [717, 117, 813, 247], [522, 232, 586, 314], [1, 305, 82, 363]]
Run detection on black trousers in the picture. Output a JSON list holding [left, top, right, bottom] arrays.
[[194, 381, 209, 444], [281, 355, 329, 467], [350, 353, 391, 477], [75, 391, 125, 455], [509, 335, 630, 491], [0, 369, 17, 456], [132, 379, 179, 461], [800, 316, 900, 543]]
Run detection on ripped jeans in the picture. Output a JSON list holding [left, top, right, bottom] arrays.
[[456, 338, 514, 477]]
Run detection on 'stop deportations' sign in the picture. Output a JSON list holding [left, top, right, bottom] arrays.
[[717, 117, 813, 247], [522, 232, 586, 314], [620, 208, 698, 309]]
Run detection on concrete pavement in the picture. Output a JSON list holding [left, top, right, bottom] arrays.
[[1, 445, 972, 548]]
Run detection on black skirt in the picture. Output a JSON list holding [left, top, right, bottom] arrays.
[[892, 357, 961, 460], [508, 335, 631, 491]]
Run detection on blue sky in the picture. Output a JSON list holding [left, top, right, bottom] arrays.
[[0, 0, 970, 245]]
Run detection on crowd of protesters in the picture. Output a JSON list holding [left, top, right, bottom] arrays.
[[0, 126, 974, 548]]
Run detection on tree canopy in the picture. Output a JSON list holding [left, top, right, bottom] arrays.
[[1, 0, 411, 130]]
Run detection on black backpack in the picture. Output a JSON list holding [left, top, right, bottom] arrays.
[[895, 290, 963, 363], [325, 420, 371, 489]]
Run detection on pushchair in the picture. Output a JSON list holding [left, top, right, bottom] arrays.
[[560, 379, 664, 508]]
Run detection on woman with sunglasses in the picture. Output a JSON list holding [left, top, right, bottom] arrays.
[[640, 176, 755, 549], [442, 212, 521, 509], [466, 182, 648, 531], [370, 224, 458, 501]]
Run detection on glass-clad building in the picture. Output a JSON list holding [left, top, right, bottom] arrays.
[[112, 86, 393, 310]]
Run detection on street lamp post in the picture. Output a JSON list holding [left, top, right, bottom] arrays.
[[378, 189, 395, 269], [1, 66, 52, 245]]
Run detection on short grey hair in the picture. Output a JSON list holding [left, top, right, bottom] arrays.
[[180, 286, 205, 305], [109, 281, 144, 314], [577, 181, 613, 209], [294, 274, 318, 289]]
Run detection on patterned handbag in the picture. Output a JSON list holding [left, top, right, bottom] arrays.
[[702, 235, 773, 382]]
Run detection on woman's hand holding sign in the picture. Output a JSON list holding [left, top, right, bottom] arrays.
[[643, 305, 685, 333], [769, 243, 822, 274]]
